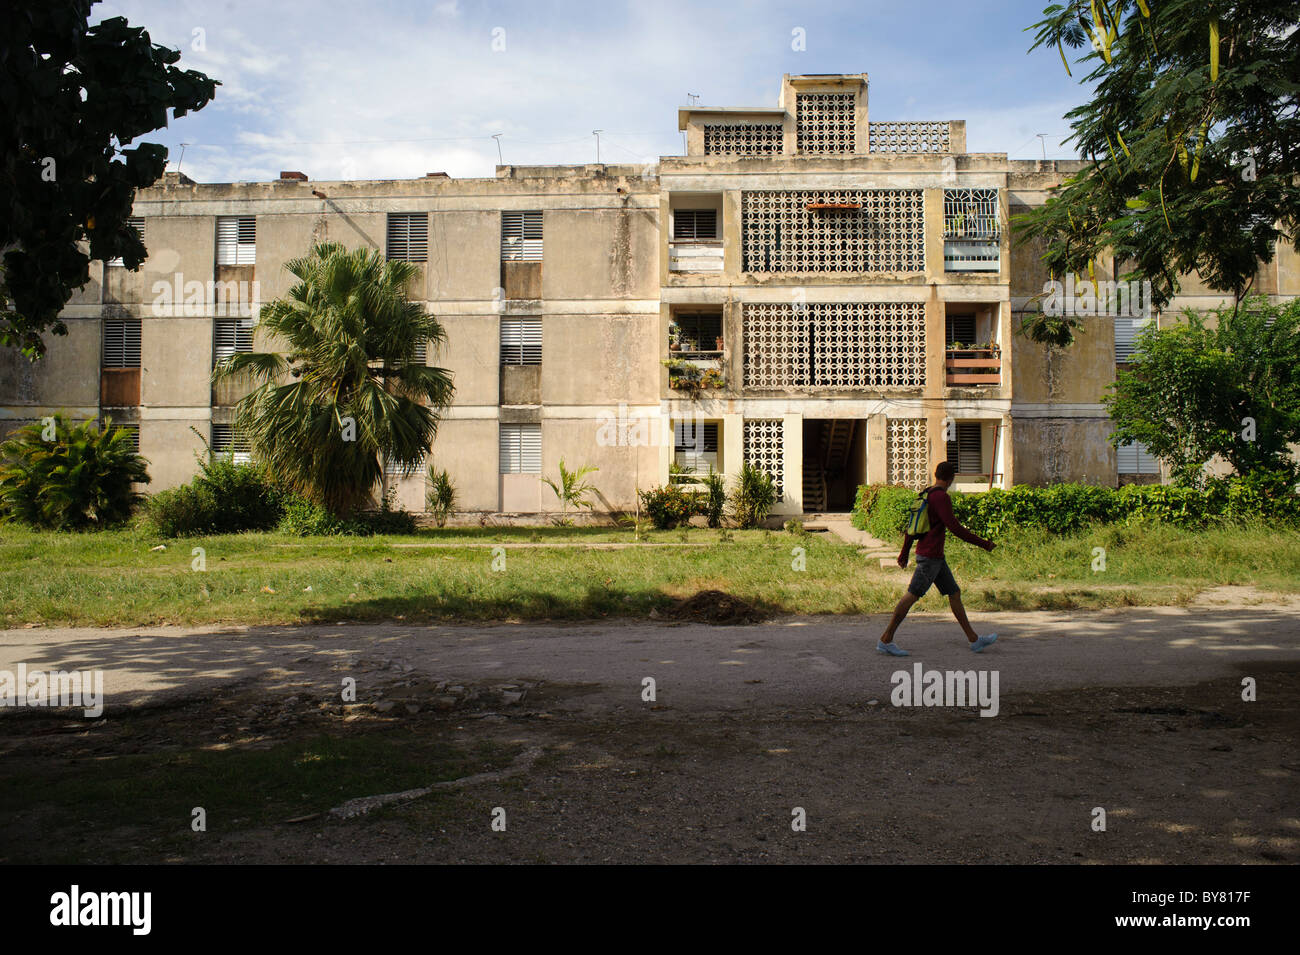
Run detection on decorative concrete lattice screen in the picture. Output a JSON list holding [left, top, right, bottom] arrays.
[[742, 302, 926, 389], [868, 122, 952, 154], [703, 123, 783, 156], [887, 418, 930, 489], [741, 190, 925, 273], [743, 419, 785, 502], [796, 92, 856, 154]]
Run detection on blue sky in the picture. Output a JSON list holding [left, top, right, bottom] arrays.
[[93, 0, 1089, 183]]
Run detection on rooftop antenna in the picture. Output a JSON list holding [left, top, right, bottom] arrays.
[[592, 129, 603, 164], [1036, 133, 1047, 160], [687, 93, 700, 106], [177, 142, 190, 175], [492, 133, 503, 164]]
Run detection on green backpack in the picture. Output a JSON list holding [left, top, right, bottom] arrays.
[[904, 487, 935, 537]]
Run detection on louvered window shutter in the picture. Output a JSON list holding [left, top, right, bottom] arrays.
[[107, 217, 145, 267], [103, 320, 142, 368], [217, 217, 256, 265], [501, 211, 543, 261], [387, 213, 428, 262], [214, 319, 254, 361], [500, 317, 542, 365], [673, 209, 717, 240], [499, 424, 541, 473], [946, 422, 982, 474]]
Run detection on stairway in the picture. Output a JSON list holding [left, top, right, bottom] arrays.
[[823, 419, 854, 471], [802, 463, 827, 512]]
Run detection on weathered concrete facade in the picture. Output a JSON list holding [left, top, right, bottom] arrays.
[[3, 72, 1297, 516]]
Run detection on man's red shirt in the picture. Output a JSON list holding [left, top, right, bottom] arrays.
[[903, 486, 991, 560]]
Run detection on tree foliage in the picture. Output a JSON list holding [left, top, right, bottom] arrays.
[[1, 0, 217, 356], [0, 414, 150, 529], [213, 243, 455, 517], [1104, 297, 1300, 483], [1015, 1, 1300, 343]]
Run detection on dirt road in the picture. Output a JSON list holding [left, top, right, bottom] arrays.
[[2, 588, 1297, 863]]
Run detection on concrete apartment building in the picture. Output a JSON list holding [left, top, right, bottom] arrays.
[[3, 72, 1297, 519]]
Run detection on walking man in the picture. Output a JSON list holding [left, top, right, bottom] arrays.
[[877, 460, 998, 656]]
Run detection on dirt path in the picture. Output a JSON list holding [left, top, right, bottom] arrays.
[[1, 592, 1296, 863]]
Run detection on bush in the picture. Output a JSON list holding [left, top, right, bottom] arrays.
[[278, 497, 368, 536], [639, 484, 699, 530], [145, 457, 283, 537], [852, 473, 1300, 542], [702, 469, 726, 528], [426, 466, 456, 527], [0, 414, 149, 530], [729, 463, 777, 528]]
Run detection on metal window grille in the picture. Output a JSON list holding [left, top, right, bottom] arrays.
[[386, 213, 429, 262], [216, 216, 256, 265], [500, 317, 542, 365], [1114, 317, 1150, 363], [943, 189, 1000, 271], [102, 319, 142, 368], [501, 211, 543, 261], [499, 423, 541, 473]]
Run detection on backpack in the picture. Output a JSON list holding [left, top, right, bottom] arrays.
[[904, 487, 935, 537]]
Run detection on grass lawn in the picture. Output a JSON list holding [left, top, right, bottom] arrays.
[[1, 521, 1298, 628]]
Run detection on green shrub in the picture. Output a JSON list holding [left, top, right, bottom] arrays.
[[853, 473, 1300, 542], [702, 469, 726, 528], [639, 484, 699, 530], [145, 457, 283, 537], [0, 414, 149, 530], [729, 463, 778, 528], [426, 466, 456, 527], [278, 497, 367, 536]]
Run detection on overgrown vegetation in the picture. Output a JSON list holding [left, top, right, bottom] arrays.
[[425, 466, 456, 528], [853, 471, 1300, 540], [0, 414, 149, 530], [729, 463, 777, 528]]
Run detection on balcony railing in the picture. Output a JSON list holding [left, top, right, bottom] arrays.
[[945, 347, 1001, 386], [669, 239, 724, 273]]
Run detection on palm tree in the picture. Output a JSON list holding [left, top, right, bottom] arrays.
[[542, 458, 599, 521], [213, 242, 454, 516]]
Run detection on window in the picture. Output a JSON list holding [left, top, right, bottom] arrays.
[[103, 421, 140, 452], [216, 216, 256, 265], [500, 317, 542, 365], [213, 319, 254, 362], [945, 315, 976, 346], [501, 211, 542, 261], [102, 319, 142, 368], [672, 312, 722, 352], [211, 424, 251, 464], [674, 421, 718, 474], [943, 189, 1000, 272], [946, 422, 983, 475], [499, 423, 541, 474], [1117, 439, 1159, 474], [673, 209, 718, 240], [1114, 317, 1149, 363], [384, 452, 426, 477], [387, 213, 428, 262], [107, 217, 145, 267], [412, 339, 427, 364]]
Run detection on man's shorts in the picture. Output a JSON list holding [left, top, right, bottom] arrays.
[[908, 556, 960, 598]]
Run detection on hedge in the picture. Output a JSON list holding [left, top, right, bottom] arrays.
[[852, 471, 1300, 542]]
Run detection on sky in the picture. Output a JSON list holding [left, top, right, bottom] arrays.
[[91, 0, 1090, 184]]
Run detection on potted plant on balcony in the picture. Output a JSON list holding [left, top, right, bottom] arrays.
[[668, 323, 681, 352], [714, 335, 725, 352]]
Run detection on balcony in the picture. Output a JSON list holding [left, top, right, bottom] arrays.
[[669, 239, 724, 273], [665, 351, 725, 395], [945, 346, 1001, 387]]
